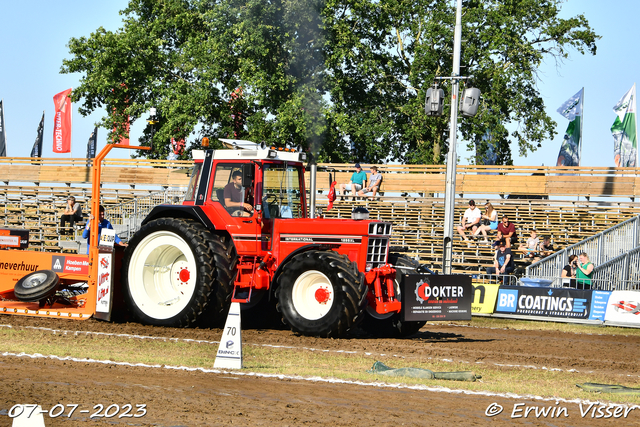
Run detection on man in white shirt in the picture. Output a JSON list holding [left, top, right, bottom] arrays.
[[456, 199, 482, 245], [357, 166, 382, 199]]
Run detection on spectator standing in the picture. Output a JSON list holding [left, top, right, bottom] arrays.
[[338, 163, 367, 197], [82, 205, 127, 254], [473, 202, 498, 244], [517, 229, 540, 259], [561, 254, 577, 288], [486, 240, 515, 276], [59, 196, 83, 235], [494, 215, 518, 248], [357, 166, 382, 199], [575, 252, 594, 290], [456, 200, 482, 246]]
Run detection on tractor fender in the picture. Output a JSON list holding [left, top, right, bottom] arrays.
[[141, 205, 216, 230], [268, 244, 333, 300]]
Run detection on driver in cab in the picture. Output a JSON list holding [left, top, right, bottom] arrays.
[[224, 170, 253, 216]]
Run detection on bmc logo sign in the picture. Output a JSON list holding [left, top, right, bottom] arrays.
[[496, 289, 518, 313]]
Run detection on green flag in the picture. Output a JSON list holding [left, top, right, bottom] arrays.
[[611, 84, 637, 168], [556, 89, 583, 167]]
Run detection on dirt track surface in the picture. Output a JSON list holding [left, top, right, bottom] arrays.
[[1, 315, 640, 426]]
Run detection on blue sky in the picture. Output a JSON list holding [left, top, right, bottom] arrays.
[[0, 0, 637, 166]]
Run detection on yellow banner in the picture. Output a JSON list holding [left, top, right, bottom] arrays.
[[471, 283, 500, 314]]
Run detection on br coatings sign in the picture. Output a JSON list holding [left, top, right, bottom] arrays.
[[402, 274, 472, 321], [495, 286, 599, 319]]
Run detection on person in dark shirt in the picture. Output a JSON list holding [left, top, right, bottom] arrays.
[[223, 170, 253, 216], [486, 240, 514, 276]]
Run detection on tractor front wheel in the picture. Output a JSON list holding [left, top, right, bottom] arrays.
[[275, 250, 366, 337]]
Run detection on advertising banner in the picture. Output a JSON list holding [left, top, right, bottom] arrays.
[[590, 290, 611, 321], [471, 283, 500, 314], [53, 88, 72, 153], [51, 255, 90, 275], [402, 274, 472, 321], [604, 291, 640, 326], [0, 229, 29, 249], [96, 253, 113, 315], [495, 286, 593, 320]]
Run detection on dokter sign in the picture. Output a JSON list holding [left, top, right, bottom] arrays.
[[402, 274, 473, 321]]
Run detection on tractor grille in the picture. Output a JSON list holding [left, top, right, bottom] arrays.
[[367, 237, 390, 267], [368, 222, 392, 236], [367, 222, 392, 269]]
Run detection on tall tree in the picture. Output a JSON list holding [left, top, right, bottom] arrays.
[[62, 0, 598, 164], [323, 0, 598, 164]]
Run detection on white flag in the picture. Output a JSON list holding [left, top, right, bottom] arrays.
[[557, 88, 583, 121]]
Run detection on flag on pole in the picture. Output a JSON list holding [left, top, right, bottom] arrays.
[[30, 112, 45, 158], [53, 88, 72, 153], [556, 88, 583, 167], [0, 100, 6, 157], [611, 84, 637, 168], [86, 126, 97, 167]]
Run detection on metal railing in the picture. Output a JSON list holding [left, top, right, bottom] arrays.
[[525, 215, 640, 291], [106, 188, 186, 240], [526, 215, 640, 277]]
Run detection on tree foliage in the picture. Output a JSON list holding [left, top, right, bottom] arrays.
[[62, 0, 598, 164]]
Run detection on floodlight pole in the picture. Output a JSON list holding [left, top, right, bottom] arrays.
[[442, 0, 463, 274]]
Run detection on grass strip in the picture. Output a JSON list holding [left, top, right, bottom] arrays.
[[1, 327, 639, 406]]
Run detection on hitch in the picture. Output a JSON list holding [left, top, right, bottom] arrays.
[[364, 265, 402, 315]]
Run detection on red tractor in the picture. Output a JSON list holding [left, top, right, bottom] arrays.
[[0, 140, 471, 337], [120, 139, 471, 337]]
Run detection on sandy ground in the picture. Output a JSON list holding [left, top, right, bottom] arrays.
[[1, 315, 639, 427]]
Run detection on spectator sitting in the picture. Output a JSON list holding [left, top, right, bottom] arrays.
[[338, 163, 366, 198], [82, 205, 127, 254], [60, 196, 83, 236], [517, 229, 540, 259], [473, 202, 498, 244], [357, 166, 382, 200], [534, 236, 555, 262], [561, 254, 577, 288], [493, 215, 518, 248], [486, 240, 515, 277], [456, 200, 482, 246], [575, 252, 594, 290]]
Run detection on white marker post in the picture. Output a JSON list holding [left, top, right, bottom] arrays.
[[213, 302, 243, 369], [12, 404, 46, 427]]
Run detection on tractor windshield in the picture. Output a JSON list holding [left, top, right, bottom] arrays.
[[262, 163, 304, 219]]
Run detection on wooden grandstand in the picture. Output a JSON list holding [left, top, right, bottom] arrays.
[[1, 157, 640, 272]]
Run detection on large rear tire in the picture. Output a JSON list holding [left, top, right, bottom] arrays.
[[121, 218, 233, 327], [360, 255, 427, 338], [275, 250, 366, 337]]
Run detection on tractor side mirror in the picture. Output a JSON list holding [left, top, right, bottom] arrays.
[[242, 163, 254, 188]]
